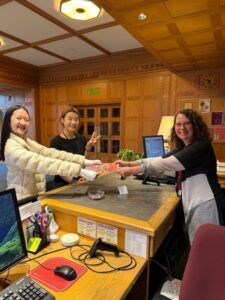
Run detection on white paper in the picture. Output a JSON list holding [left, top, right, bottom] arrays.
[[19, 200, 41, 221], [125, 229, 148, 258], [77, 217, 96, 238], [97, 223, 118, 244]]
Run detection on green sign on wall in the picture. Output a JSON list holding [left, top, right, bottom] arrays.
[[87, 87, 101, 96]]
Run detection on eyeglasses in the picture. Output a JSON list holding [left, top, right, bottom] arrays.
[[175, 121, 192, 128]]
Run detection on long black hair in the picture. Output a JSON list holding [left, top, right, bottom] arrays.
[[0, 105, 30, 161]]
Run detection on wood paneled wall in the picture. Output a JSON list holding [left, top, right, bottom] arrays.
[[173, 70, 225, 159], [38, 50, 225, 160], [1, 49, 225, 160], [0, 56, 38, 88], [39, 71, 173, 155]]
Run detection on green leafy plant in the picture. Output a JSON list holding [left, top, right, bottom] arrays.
[[117, 149, 144, 161], [134, 152, 144, 160]]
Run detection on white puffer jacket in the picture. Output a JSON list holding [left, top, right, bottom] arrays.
[[5, 133, 85, 200]]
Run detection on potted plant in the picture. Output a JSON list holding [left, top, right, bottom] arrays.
[[117, 148, 143, 161]]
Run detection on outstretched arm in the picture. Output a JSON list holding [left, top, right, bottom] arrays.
[[114, 160, 139, 167]]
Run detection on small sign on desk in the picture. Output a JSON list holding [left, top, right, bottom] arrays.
[[118, 186, 128, 195]]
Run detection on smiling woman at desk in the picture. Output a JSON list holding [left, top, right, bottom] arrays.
[[115, 109, 225, 245]]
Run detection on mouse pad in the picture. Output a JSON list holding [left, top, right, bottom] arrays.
[[30, 257, 87, 292]]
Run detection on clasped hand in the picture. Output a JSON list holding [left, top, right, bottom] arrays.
[[114, 160, 133, 178]]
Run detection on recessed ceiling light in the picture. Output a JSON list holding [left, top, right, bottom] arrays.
[[137, 13, 147, 21], [60, 0, 101, 20]]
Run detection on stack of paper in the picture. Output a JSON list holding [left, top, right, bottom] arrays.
[[217, 160, 225, 173]]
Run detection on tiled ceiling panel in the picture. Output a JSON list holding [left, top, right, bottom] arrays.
[[40, 36, 104, 60], [0, 37, 22, 51], [0, 1, 67, 42], [164, 0, 209, 17], [0, 0, 225, 71], [84, 25, 142, 52], [4, 48, 63, 66]]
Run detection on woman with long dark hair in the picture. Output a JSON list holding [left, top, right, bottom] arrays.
[[115, 109, 225, 243]]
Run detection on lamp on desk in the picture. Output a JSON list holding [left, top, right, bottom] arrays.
[[158, 116, 174, 153]]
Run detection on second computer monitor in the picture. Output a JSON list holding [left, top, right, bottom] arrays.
[[0, 188, 27, 274], [143, 135, 165, 158]]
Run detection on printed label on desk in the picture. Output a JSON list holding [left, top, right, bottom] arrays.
[[118, 185, 128, 195], [97, 223, 118, 244], [125, 229, 148, 258], [77, 217, 96, 238]]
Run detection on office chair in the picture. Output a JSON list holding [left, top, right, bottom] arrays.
[[179, 223, 225, 300]]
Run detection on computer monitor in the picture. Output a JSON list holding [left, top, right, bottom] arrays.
[[143, 135, 165, 158], [0, 189, 27, 275]]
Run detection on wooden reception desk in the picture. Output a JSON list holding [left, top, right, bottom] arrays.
[[0, 233, 147, 300], [41, 173, 179, 258], [1, 173, 179, 300]]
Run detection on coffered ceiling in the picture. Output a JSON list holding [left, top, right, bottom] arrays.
[[0, 0, 225, 72]]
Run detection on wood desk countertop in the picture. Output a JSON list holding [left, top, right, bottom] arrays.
[[41, 173, 180, 257], [1, 233, 147, 300]]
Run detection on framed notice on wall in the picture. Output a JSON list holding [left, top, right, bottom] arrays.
[[211, 112, 223, 125], [199, 98, 210, 113], [213, 127, 225, 141], [184, 102, 193, 109]]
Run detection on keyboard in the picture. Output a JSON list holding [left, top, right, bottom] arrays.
[[0, 275, 55, 300], [142, 175, 176, 186]]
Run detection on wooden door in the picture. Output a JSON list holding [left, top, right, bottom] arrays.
[[76, 104, 121, 162]]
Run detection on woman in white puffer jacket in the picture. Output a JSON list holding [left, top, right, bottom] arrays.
[[0, 105, 101, 200]]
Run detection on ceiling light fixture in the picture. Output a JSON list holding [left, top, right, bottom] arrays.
[[60, 0, 101, 20], [0, 37, 6, 47]]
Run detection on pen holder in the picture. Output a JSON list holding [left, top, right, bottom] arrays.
[[27, 227, 49, 254]]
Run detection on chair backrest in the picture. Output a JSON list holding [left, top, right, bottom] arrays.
[[179, 223, 225, 300]]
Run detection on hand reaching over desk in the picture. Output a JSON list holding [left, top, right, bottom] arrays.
[[84, 162, 120, 176]]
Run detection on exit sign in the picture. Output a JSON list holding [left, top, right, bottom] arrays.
[[87, 87, 101, 96]]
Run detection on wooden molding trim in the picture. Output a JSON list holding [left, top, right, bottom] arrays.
[[39, 49, 166, 85], [0, 56, 39, 87]]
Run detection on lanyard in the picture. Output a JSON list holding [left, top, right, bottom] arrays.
[[177, 170, 182, 197]]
